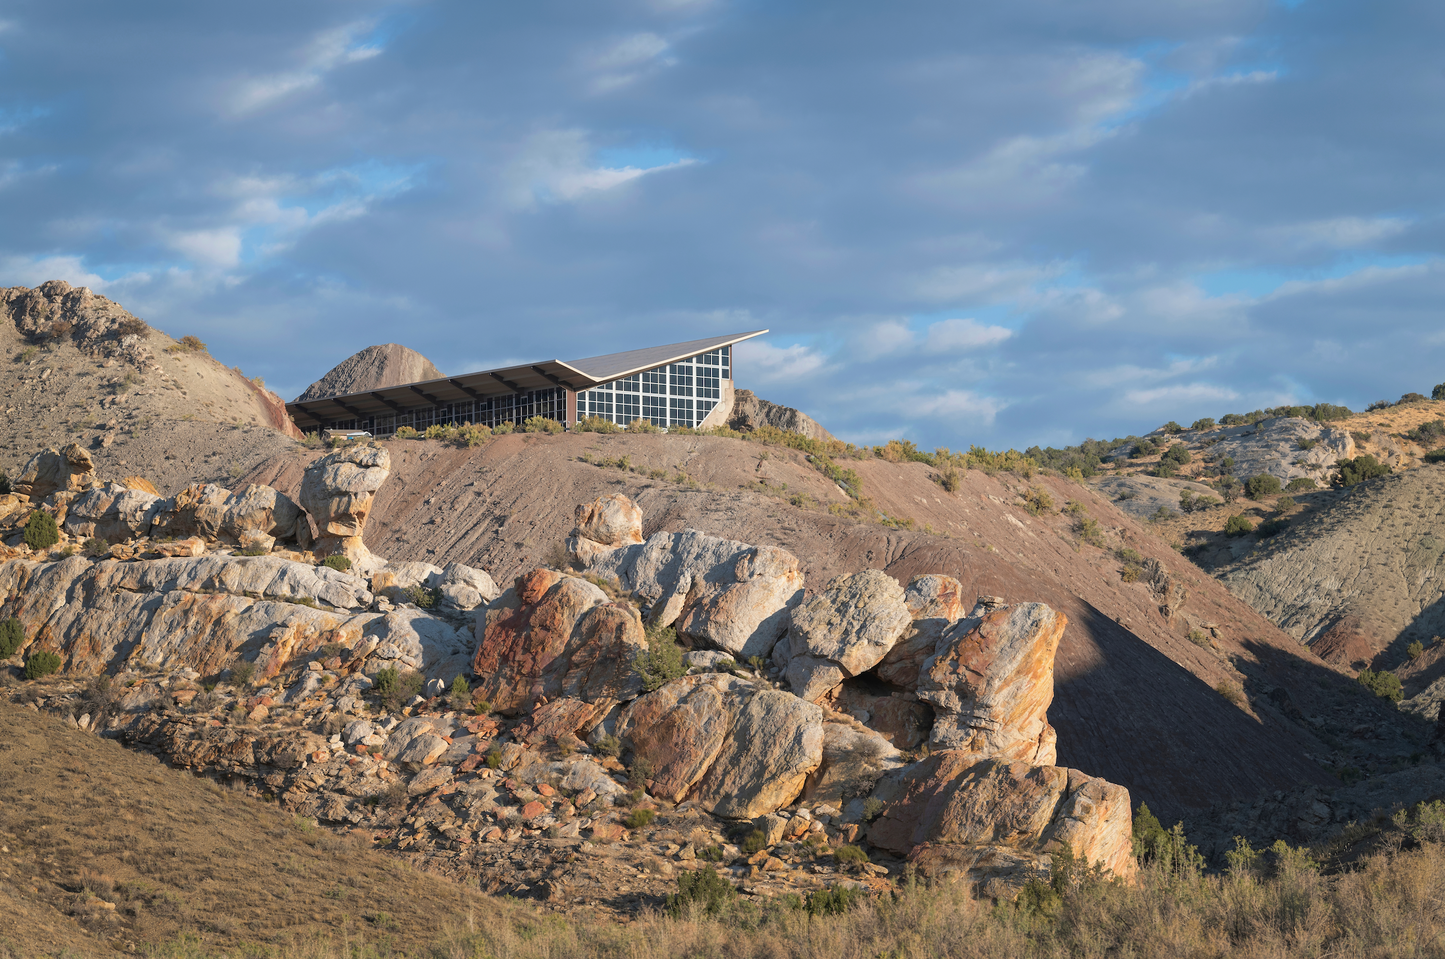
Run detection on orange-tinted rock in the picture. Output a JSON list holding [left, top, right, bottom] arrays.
[[573, 493, 643, 548], [618, 674, 742, 802], [785, 570, 913, 702], [515, 697, 599, 745], [919, 602, 1064, 765], [877, 574, 969, 689], [471, 571, 646, 715]]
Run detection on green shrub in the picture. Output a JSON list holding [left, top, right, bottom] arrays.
[[449, 675, 470, 706], [1021, 487, 1053, 515], [167, 334, 207, 353], [0, 472, 9, 495], [1285, 477, 1317, 492], [454, 424, 492, 447], [624, 808, 656, 830], [522, 416, 563, 434], [229, 658, 256, 686], [374, 666, 399, 699], [238, 545, 268, 556], [1152, 461, 1177, 479], [394, 426, 420, 439], [1335, 454, 1391, 487], [1407, 640, 1425, 660], [576, 415, 621, 433], [862, 797, 886, 821], [83, 537, 109, 557], [1148, 505, 1172, 524], [1357, 668, 1403, 702], [1404, 420, 1445, 446], [0, 617, 24, 659], [1115, 546, 1143, 564], [1160, 443, 1191, 466], [698, 845, 724, 862], [1256, 518, 1289, 538], [594, 734, 622, 758], [24, 649, 61, 680], [741, 829, 767, 855], [321, 554, 352, 573], [1244, 474, 1282, 499], [485, 748, 502, 770], [805, 885, 864, 916], [1190, 418, 1216, 431], [1427, 449, 1445, 464], [834, 844, 869, 867], [405, 583, 440, 608], [635, 624, 686, 691], [1224, 514, 1255, 536], [1275, 495, 1296, 512], [1179, 489, 1216, 514], [1297, 438, 1318, 450], [626, 418, 661, 433], [1132, 805, 1205, 874], [23, 511, 59, 551], [1161, 421, 1184, 434], [1434, 383, 1445, 402], [934, 467, 961, 493], [1076, 517, 1106, 548], [493, 421, 516, 435], [666, 866, 737, 917]]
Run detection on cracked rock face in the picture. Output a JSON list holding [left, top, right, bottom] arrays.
[[14, 444, 99, 502], [784, 569, 913, 702], [299, 445, 391, 572], [918, 602, 1064, 766]]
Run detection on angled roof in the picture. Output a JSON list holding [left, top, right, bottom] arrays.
[[285, 329, 767, 430]]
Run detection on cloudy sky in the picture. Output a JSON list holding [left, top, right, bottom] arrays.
[[2, 0, 1442, 451]]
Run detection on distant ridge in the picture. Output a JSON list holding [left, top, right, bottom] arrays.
[[297, 343, 443, 402]]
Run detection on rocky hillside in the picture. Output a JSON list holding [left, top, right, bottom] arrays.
[[0, 281, 302, 494], [726, 390, 837, 443], [239, 430, 1439, 823], [1216, 464, 1445, 672], [296, 343, 444, 402]]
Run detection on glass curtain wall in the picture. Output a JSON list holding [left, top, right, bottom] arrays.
[[320, 387, 567, 437], [578, 346, 730, 429]]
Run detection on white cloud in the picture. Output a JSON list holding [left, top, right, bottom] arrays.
[[590, 32, 676, 93], [1267, 260, 1436, 300], [0, 254, 110, 291], [911, 388, 1007, 424], [909, 262, 1055, 304], [505, 129, 696, 207], [856, 320, 914, 355], [168, 228, 243, 268], [734, 340, 827, 383], [924, 318, 1012, 351], [228, 21, 383, 114], [1265, 216, 1411, 250], [1122, 383, 1239, 407]]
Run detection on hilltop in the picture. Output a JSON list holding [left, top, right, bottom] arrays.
[[0, 282, 302, 495]]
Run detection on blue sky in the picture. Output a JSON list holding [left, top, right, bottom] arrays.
[[3, 0, 1444, 451]]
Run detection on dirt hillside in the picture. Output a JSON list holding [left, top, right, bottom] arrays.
[[0, 697, 506, 958], [296, 343, 444, 403], [0, 281, 302, 495], [242, 432, 1434, 822]]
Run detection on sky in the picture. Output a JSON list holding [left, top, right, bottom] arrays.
[[2, 0, 1443, 452]]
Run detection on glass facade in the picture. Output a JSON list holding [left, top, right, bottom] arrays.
[[579, 345, 730, 429], [313, 344, 732, 435]]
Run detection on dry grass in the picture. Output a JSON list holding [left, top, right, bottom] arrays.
[[134, 843, 1445, 958]]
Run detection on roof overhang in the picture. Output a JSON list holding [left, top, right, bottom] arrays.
[[286, 329, 767, 430]]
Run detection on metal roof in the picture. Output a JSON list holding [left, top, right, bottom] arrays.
[[286, 329, 767, 430]]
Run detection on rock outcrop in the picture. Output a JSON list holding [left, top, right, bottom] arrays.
[[471, 568, 647, 717], [783, 570, 913, 702], [296, 343, 444, 402], [726, 390, 837, 444], [571, 498, 805, 660], [299, 445, 391, 571], [867, 755, 1135, 894], [617, 673, 825, 818], [917, 602, 1064, 766], [13, 444, 99, 501]]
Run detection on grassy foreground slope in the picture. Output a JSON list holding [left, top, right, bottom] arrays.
[[5, 692, 1445, 959]]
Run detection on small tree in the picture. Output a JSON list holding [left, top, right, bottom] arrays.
[[1244, 474, 1282, 499], [1357, 668, 1403, 702], [0, 617, 23, 659], [1190, 418, 1216, 431], [1433, 382, 1445, 401], [24, 649, 61, 680], [1224, 514, 1255, 537], [23, 511, 59, 551], [1334, 455, 1390, 487], [635, 624, 687, 691]]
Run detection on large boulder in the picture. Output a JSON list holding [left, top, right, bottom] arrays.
[[298, 445, 391, 571], [803, 719, 905, 811], [568, 493, 644, 564], [577, 526, 805, 660], [470, 569, 647, 716], [617, 674, 825, 818], [14, 444, 98, 501], [918, 602, 1064, 766], [877, 574, 969, 688], [866, 754, 1135, 893], [151, 483, 303, 547], [63, 483, 164, 543], [784, 570, 912, 702]]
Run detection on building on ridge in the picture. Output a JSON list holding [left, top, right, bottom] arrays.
[[285, 330, 767, 437]]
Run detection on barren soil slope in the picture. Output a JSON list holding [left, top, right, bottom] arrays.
[[0, 282, 301, 494], [1217, 464, 1445, 666], [244, 432, 1429, 821], [0, 699, 504, 958]]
